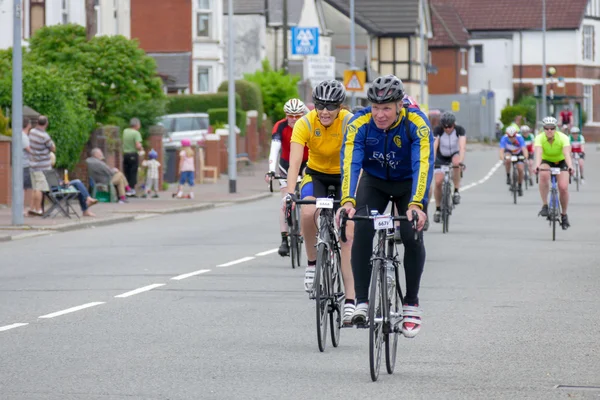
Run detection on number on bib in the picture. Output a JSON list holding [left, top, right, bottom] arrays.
[[550, 168, 561, 175], [316, 198, 334, 209], [511, 155, 518, 162], [440, 165, 450, 172], [373, 215, 393, 230]]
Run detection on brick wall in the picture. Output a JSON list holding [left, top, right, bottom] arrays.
[[0, 136, 11, 205], [429, 48, 466, 95], [148, 126, 165, 190], [71, 126, 122, 184], [130, 0, 191, 53]]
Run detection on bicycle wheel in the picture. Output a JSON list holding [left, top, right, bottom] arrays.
[[575, 164, 580, 192], [441, 182, 448, 234], [315, 243, 329, 352], [290, 207, 301, 269], [329, 245, 343, 348], [524, 167, 529, 190], [512, 168, 518, 204], [385, 261, 401, 375], [369, 258, 385, 382]]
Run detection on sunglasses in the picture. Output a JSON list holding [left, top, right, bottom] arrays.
[[315, 103, 340, 111], [443, 125, 454, 129], [286, 114, 303, 119], [544, 127, 556, 131]]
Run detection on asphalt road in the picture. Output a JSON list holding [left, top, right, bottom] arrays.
[[0, 148, 598, 400]]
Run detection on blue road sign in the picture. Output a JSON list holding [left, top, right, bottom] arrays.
[[291, 27, 319, 55]]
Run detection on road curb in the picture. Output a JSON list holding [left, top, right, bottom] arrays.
[[0, 192, 274, 242]]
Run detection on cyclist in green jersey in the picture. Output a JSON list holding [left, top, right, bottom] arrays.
[[534, 116, 574, 229]]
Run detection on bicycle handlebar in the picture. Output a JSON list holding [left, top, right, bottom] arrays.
[[339, 209, 419, 243], [267, 173, 301, 193], [535, 168, 572, 184]]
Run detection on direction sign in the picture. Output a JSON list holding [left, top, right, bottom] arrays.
[[343, 70, 366, 92], [291, 27, 319, 55], [304, 56, 335, 88]]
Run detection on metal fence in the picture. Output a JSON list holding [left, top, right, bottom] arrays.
[[429, 91, 496, 140]]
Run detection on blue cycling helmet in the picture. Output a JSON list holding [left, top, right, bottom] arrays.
[[148, 149, 158, 159]]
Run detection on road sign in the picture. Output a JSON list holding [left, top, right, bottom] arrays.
[[291, 27, 319, 55], [451, 101, 460, 112], [304, 56, 335, 88], [343, 70, 366, 92]]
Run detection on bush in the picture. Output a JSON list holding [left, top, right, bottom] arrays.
[[217, 80, 264, 127], [500, 105, 535, 128], [208, 108, 247, 136], [0, 109, 11, 137], [244, 59, 301, 123], [0, 65, 94, 170], [166, 93, 241, 114]]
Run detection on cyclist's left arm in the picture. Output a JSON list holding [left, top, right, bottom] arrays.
[[408, 110, 434, 210], [340, 118, 368, 208], [518, 136, 528, 159], [457, 126, 467, 163]]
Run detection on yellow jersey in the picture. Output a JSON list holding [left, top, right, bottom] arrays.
[[291, 109, 353, 175]]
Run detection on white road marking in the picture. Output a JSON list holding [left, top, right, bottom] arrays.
[[430, 160, 503, 204], [217, 256, 255, 267], [171, 269, 211, 281], [114, 284, 165, 298], [255, 248, 279, 256], [0, 323, 29, 332], [38, 302, 105, 319]]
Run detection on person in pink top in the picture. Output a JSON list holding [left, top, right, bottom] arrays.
[[174, 139, 196, 199]]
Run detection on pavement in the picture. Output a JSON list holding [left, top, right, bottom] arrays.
[[0, 160, 274, 241], [0, 147, 599, 399]]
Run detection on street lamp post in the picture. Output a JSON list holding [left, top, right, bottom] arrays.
[[349, 0, 356, 109], [541, 0, 547, 117], [11, 0, 24, 225], [227, 0, 237, 193]]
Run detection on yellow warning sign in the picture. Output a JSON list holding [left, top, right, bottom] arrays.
[[451, 101, 460, 112], [343, 70, 366, 92]]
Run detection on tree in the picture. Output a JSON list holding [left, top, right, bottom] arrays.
[[85, 0, 97, 40], [244, 59, 301, 122]]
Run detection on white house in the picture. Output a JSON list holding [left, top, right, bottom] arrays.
[[192, 0, 224, 94]]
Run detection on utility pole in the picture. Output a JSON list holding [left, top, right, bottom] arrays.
[[541, 0, 547, 117], [282, 0, 289, 73], [85, 0, 97, 40], [11, 0, 24, 225], [227, 0, 237, 193], [419, 0, 426, 108], [349, 0, 357, 109]]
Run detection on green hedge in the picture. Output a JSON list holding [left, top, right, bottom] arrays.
[[208, 108, 247, 136], [217, 80, 263, 127], [500, 105, 535, 128], [167, 93, 241, 114]]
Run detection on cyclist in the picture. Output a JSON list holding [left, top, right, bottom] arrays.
[[534, 116, 573, 230], [431, 111, 466, 223], [569, 126, 585, 184], [520, 125, 535, 186], [266, 99, 309, 256], [339, 74, 433, 338], [559, 106, 573, 130], [499, 125, 528, 195], [284, 80, 356, 324]]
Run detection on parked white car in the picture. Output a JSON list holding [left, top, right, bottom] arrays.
[[158, 113, 209, 150]]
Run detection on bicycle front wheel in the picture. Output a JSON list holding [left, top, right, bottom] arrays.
[[385, 262, 401, 375], [315, 243, 329, 352], [576, 164, 580, 192], [512, 168, 518, 204], [329, 245, 343, 348], [369, 259, 384, 382]]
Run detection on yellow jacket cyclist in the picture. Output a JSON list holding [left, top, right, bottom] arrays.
[[534, 116, 573, 230], [284, 79, 356, 325], [340, 74, 434, 338]]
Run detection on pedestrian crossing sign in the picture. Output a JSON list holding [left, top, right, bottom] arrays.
[[343, 70, 366, 92]]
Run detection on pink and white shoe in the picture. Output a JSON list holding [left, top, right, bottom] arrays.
[[401, 304, 422, 338]]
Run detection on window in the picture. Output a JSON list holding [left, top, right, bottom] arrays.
[[30, 0, 45, 37], [583, 85, 592, 122], [94, 0, 101, 35], [113, 0, 119, 34], [197, 67, 210, 92], [586, 0, 600, 17], [195, 0, 212, 38], [460, 48, 467, 75], [583, 25, 594, 61], [61, 0, 69, 24], [376, 37, 410, 80], [473, 45, 483, 64]]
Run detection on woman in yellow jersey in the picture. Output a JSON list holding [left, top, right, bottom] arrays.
[[534, 116, 574, 229], [284, 80, 356, 325]]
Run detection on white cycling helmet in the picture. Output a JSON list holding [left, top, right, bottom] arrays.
[[570, 126, 581, 134], [520, 125, 531, 133], [505, 126, 518, 137], [542, 116, 558, 127], [283, 98, 307, 115]]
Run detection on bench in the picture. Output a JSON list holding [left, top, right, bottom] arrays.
[[236, 153, 254, 176]]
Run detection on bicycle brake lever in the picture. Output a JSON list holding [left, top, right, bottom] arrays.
[[339, 209, 348, 243], [411, 210, 419, 241]]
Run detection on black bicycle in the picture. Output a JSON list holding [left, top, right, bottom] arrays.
[[268, 173, 303, 269], [340, 205, 419, 382], [505, 154, 525, 204], [286, 186, 345, 352], [439, 164, 462, 234]]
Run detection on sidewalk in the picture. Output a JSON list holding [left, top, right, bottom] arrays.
[[0, 160, 274, 242]]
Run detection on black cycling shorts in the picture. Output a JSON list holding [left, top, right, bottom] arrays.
[[434, 151, 459, 168], [300, 167, 341, 199], [541, 159, 568, 171]]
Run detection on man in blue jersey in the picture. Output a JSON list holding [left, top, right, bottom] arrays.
[[338, 75, 433, 338], [499, 125, 529, 196]]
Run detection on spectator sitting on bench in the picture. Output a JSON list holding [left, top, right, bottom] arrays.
[[86, 148, 133, 204], [49, 152, 99, 217]]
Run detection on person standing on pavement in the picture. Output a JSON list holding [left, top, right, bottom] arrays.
[[22, 117, 34, 215], [122, 118, 143, 196], [28, 115, 56, 216]]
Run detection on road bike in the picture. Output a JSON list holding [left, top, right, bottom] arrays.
[[505, 154, 525, 204]]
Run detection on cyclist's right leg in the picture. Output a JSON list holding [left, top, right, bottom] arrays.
[[299, 174, 318, 291], [538, 161, 552, 216], [433, 161, 445, 223], [350, 174, 391, 325], [277, 161, 291, 256]]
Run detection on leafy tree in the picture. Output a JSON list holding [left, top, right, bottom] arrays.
[[244, 59, 300, 122], [0, 109, 11, 137]]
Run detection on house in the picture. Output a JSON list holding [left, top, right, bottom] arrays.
[[0, 0, 130, 50], [427, 2, 469, 95], [323, 0, 433, 107], [131, 0, 224, 95], [436, 0, 599, 139]]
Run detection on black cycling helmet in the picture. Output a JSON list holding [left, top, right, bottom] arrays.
[[312, 80, 346, 105], [441, 112, 456, 127], [367, 75, 404, 104]]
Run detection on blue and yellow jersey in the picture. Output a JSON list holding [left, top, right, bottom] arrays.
[[340, 106, 434, 209]]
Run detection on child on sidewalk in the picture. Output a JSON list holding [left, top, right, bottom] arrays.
[[141, 149, 161, 198], [174, 139, 195, 199]]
